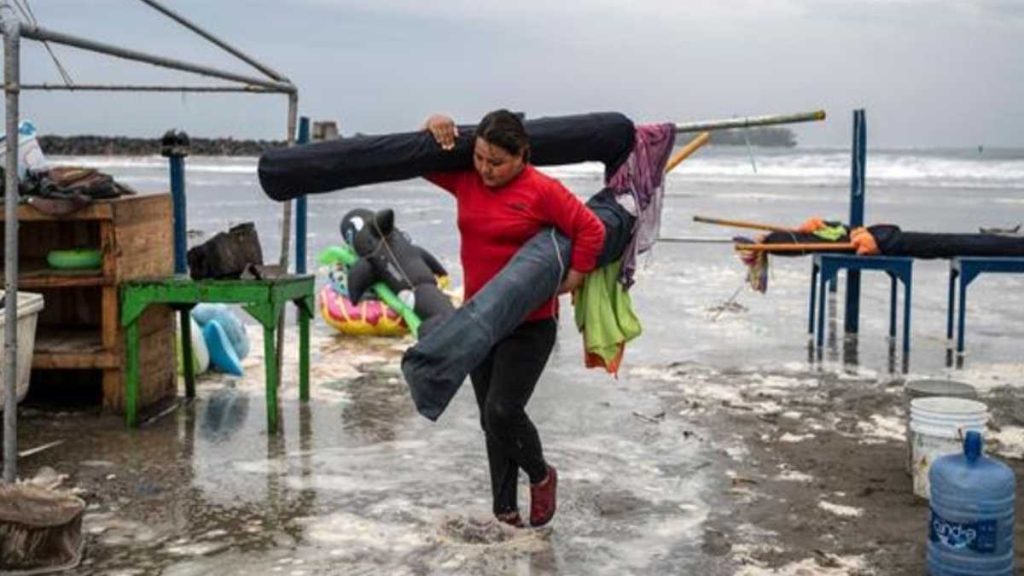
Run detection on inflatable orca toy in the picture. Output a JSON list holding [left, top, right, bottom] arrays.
[[342, 208, 455, 337]]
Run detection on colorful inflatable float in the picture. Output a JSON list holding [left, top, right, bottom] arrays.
[[319, 281, 409, 337], [317, 243, 421, 337]]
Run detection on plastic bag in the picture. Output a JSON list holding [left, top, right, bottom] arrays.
[[0, 120, 49, 179]]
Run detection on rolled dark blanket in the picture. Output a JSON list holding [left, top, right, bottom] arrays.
[[870, 225, 1024, 259], [401, 191, 634, 421], [760, 225, 1024, 259], [258, 113, 636, 201]]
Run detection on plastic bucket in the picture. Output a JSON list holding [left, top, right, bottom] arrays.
[[910, 396, 989, 499], [903, 380, 978, 475], [0, 291, 45, 408]]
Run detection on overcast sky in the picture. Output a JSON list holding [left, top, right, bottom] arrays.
[[11, 0, 1024, 146]]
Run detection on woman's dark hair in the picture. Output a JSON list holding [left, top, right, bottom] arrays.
[[474, 109, 530, 162]]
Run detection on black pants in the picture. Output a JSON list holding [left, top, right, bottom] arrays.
[[470, 318, 557, 515]]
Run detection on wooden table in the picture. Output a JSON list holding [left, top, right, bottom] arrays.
[[121, 275, 315, 431]]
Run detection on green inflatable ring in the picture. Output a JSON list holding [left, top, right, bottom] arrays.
[[47, 248, 102, 270]]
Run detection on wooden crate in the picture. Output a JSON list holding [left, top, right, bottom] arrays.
[[1, 194, 176, 413]]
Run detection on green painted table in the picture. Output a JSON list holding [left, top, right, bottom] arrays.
[[121, 275, 315, 431]]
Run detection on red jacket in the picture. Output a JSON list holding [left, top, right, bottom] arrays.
[[427, 165, 605, 321]]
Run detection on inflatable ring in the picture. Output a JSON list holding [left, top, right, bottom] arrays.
[[318, 283, 408, 337], [47, 248, 102, 270]]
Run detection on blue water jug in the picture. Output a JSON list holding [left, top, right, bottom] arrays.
[[928, 430, 1015, 575]]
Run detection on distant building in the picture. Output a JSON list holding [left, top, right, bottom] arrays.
[[313, 121, 339, 141]]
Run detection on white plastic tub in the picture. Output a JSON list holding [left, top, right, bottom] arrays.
[[909, 396, 989, 499], [0, 290, 45, 408]]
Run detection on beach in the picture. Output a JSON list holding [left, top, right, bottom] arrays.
[[17, 145, 1024, 574]]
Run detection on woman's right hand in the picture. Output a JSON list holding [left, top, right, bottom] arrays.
[[423, 114, 459, 150]]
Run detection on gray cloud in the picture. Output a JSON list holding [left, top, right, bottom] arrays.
[[12, 0, 1023, 146]]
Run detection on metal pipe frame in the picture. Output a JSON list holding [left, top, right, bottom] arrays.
[[138, 0, 289, 83], [10, 23, 294, 93], [273, 92, 299, 394], [3, 11, 19, 483], [675, 110, 826, 133], [22, 83, 281, 93]]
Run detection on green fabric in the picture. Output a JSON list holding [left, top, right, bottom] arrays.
[[813, 224, 847, 242], [573, 259, 642, 366]]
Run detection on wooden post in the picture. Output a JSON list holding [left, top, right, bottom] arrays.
[[665, 131, 711, 174]]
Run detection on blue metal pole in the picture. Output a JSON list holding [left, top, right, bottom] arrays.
[[295, 116, 310, 274], [162, 130, 191, 275], [170, 157, 186, 274], [844, 110, 866, 334]]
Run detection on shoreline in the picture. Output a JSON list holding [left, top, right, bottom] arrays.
[[38, 126, 799, 157]]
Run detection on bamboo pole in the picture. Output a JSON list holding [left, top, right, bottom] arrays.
[[675, 110, 825, 133], [665, 131, 711, 174], [693, 215, 796, 233], [734, 242, 855, 253]]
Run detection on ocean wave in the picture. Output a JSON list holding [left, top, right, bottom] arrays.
[[668, 151, 1024, 189], [49, 149, 1024, 190], [50, 155, 257, 174]]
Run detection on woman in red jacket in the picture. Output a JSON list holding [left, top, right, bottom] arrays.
[[423, 110, 605, 528]]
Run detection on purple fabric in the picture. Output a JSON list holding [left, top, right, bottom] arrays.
[[606, 123, 676, 287]]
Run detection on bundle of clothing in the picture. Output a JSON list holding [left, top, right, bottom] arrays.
[[17, 166, 136, 216], [738, 218, 1024, 294], [760, 218, 1024, 258]]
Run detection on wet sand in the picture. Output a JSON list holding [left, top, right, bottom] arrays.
[[13, 307, 1024, 575]]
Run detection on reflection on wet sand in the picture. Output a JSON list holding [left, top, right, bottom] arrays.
[[331, 363, 416, 443], [12, 325, 717, 574], [811, 292, 911, 375]]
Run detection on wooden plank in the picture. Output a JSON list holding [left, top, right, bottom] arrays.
[[113, 195, 173, 282], [104, 319, 175, 411], [33, 351, 120, 370], [0, 193, 168, 223], [111, 194, 172, 226], [100, 219, 116, 282], [139, 317, 176, 408], [115, 224, 174, 281], [3, 260, 108, 288], [101, 286, 118, 350], [101, 369, 122, 412], [6, 201, 114, 222], [32, 328, 120, 369]]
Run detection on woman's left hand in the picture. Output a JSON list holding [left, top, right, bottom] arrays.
[[558, 269, 586, 295]]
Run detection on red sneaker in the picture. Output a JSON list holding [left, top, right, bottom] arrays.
[[496, 511, 525, 528], [530, 466, 558, 527]]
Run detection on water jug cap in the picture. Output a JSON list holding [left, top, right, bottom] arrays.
[[963, 430, 982, 463]]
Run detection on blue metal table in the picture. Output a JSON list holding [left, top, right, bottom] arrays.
[[809, 254, 913, 352], [946, 256, 1024, 355]]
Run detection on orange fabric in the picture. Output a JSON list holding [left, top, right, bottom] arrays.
[[850, 227, 880, 255], [584, 343, 624, 377], [797, 217, 827, 233]]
